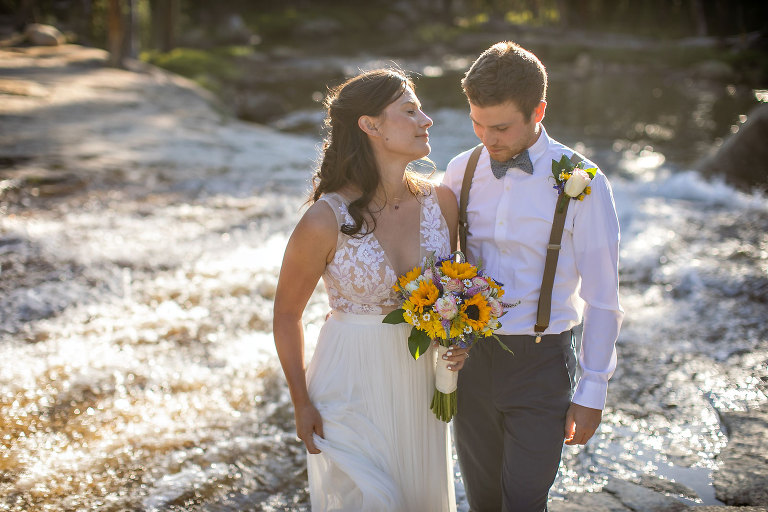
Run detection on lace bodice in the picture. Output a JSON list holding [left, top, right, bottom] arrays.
[[318, 187, 451, 314]]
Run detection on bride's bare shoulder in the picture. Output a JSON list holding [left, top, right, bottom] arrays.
[[299, 199, 338, 232]]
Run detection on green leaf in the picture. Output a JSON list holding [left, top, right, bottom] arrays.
[[551, 155, 572, 180], [382, 309, 405, 324], [490, 334, 515, 355], [407, 328, 432, 360]]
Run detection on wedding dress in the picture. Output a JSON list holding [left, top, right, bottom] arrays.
[[305, 186, 456, 512]]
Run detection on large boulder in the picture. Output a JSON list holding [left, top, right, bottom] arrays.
[[714, 405, 768, 506], [24, 24, 64, 46], [698, 103, 768, 191]]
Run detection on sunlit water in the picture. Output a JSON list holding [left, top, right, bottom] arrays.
[[2, 56, 767, 510]]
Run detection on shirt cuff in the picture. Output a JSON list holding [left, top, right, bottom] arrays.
[[572, 376, 609, 410]]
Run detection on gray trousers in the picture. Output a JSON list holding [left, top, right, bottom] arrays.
[[454, 331, 576, 512]]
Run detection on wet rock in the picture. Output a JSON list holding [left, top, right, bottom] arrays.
[[234, 92, 288, 123], [550, 478, 691, 512], [637, 474, 700, 503], [698, 103, 768, 191], [24, 23, 64, 46], [603, 479, 689, 511], [380, 14, 409, 33], [293, 17, 343, 39], [695, 508, 768, 512], [549, 490, 629, 511], [690, 60, 736, 80], [714, 405, 768, 506], [0, 168, 87, 198]]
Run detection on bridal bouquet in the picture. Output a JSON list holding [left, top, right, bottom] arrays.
[[383, 252, 515, 422]]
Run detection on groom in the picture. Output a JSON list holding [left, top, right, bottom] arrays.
[[442, 41, 624, 511]]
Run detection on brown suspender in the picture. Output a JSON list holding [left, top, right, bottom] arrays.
[[457, 146, 583, 342], [458, 144, 483, 252]]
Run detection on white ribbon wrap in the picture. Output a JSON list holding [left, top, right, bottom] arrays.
[[435, 345, 458, 393]]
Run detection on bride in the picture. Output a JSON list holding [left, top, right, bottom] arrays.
[[273, 68, 467, 511]]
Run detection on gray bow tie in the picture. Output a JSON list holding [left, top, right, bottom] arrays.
[[490, 150, 533, 178]]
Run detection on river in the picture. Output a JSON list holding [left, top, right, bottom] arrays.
[[0, 45, 767, 511]]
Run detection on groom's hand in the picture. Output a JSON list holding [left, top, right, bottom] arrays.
[[564, 403, 602, 445]]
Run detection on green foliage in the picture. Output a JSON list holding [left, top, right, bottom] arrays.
[[408, 328, 432, 360], [141, 47, 239, 82], [416, 23, 463, 44], [382, 309, 405, 325]]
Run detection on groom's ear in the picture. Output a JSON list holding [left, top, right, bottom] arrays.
[[532, 101, 547, 124], [358, 115, 379, 136]]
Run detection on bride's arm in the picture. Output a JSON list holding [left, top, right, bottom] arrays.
[[273, 200, 338, 454], [435, 184, 459, 252], [435, 185, 471, 368]]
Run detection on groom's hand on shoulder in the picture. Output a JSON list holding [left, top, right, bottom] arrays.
[[564, 403, 602, 445]]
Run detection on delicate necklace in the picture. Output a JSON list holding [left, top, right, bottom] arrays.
[[391, 184, 411, 210]]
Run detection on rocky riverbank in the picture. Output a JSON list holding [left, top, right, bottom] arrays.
[[1, 44, 766, 512]]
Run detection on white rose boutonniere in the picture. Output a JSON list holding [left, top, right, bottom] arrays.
[[552, 155, 598, 213]]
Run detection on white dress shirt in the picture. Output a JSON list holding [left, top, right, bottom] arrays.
[[442, 125, 624, 410]]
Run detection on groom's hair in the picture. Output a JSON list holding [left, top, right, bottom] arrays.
[[461, 41, 547, 120]]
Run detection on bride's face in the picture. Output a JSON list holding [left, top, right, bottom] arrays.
[[369, 86, 433, 161]]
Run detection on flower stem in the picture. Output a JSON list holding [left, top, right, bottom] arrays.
[[430, 389, 457, 422]]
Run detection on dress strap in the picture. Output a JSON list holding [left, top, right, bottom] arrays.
[[317, 193, 346, 228]]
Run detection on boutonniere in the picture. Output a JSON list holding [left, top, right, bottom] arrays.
[[551, 155, 597, 213]]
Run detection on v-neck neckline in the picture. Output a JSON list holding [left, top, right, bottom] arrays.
[[371, 200, 424, 279], [334, 191, 425, 278]]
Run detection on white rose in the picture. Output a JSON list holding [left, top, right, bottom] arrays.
[[564, 169, 592, 197], [405, 281, 419, 294]]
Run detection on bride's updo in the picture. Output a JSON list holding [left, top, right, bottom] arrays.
[[311, 68, 424, 237]]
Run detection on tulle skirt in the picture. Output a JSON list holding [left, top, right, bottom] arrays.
[[306, 311, 456, 512]]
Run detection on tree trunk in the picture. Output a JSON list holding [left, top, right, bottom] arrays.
[[690, 0, 708, 36], [150, 0, 179, 52], [126, 0, 139, 59], [108, 0, 125, 68]]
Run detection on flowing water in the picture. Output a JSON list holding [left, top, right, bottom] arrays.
[[1, 50, 767, 511]]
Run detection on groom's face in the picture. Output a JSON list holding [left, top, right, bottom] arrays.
[[469, 100, 544, 162]]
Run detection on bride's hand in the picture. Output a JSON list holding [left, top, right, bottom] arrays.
[[295, 402, 324, 454], [442, 345, 470, 371]]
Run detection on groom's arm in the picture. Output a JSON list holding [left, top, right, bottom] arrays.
[[567, 170, 624, 444]]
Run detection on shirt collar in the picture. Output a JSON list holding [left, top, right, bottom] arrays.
[[528, 124, 550, 174]]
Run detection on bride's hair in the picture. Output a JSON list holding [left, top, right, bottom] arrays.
[[311, 68, 428, 237]]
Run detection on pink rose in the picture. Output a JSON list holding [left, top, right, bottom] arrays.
[[443, 278, 463, 294], [488, 297, 503, 318], [472, 277, 490, 290], [434, 297, 459, 320]]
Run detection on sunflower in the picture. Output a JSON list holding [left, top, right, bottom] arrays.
[[395, 265, 423, 292], [440, 260, 477, 280], [459, 293, 491, 331], [421, 310, 447, 340], [448, 320, 465, 339], [409, 280, 439, 313]]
